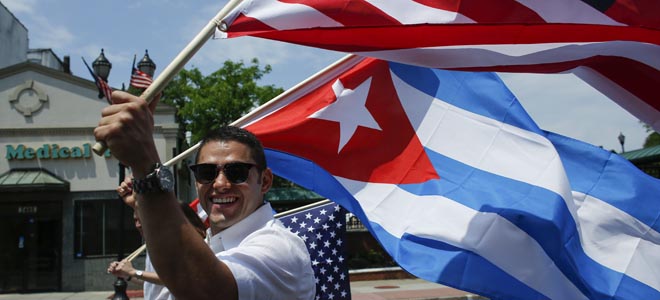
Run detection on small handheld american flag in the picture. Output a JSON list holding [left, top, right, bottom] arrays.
[[130, 54, 154, 89], [82, 57, 113, 103], [278, 200, 352, 300]]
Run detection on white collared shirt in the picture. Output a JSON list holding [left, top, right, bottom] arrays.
[[206, 202, 315, 300], [144, 254, 174, 300]]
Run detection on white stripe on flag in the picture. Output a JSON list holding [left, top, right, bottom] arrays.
[[338, 178, 588, 300], [364, 0, 475, 24], [573, 191, 660, 291], [356, 41, 659, 70], [241, 0, 341, 30], [515, 0, 623, 25], [196, 202, 207, 221]]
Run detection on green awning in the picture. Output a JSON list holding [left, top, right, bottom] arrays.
[[620, 145, 660, 164], [0, 168, 69, 191]]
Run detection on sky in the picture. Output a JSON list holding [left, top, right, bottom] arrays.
[[2, 0, 650, 152]]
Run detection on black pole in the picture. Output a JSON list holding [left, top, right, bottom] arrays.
[[118, 163, 126, 261], [111, 161, 130, 300]]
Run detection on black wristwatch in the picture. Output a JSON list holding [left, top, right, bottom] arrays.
[[132, 163, 174, 194]]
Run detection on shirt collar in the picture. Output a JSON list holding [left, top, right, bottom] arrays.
[[206, 202, 274, 251]]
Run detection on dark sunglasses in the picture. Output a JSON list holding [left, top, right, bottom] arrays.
[[189, 162, 256, 184]]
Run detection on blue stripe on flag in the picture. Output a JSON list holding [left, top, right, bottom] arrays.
[[548, 132, 660, 232], [265, 149, 365, 218], [388, 62, 540, 133], [372, 223, 548, 300]]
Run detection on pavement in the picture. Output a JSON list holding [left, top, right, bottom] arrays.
[[0, 279, 487, 300]]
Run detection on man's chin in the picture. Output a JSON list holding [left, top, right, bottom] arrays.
[[209, 216, 231, 231]]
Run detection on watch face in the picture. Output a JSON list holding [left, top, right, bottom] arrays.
[[158, 167, 175, 192]]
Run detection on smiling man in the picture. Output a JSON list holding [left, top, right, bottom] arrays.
[[94, 91, 315, 300]]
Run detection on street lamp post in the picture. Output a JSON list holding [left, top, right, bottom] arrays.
[[92, 49, 112, 99], [104, 49, 157, 300], [93, 49, 129, 300], [618, 132, 626, 153]]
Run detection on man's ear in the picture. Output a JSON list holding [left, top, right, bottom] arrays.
[[260, 168, 273, 194]]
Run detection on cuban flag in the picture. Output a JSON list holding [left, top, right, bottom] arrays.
[[233, 55, 660, 299]]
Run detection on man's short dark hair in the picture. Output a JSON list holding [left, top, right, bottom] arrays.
[[195, 126, 267, 171]]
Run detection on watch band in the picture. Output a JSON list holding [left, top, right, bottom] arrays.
[[132, 163, 174, 194]]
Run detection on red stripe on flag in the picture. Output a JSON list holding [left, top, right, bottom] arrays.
[[225, 15, 277, 37], [414, 0, 546, 23], [586, 56, 660, 113], [605, 0, 660, 28], [98, 77, 113, 103], [281, 0, 403, 26], [233, 23, 659, 50]]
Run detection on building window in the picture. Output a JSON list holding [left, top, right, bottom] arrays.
[[73, 200, 142, 258]]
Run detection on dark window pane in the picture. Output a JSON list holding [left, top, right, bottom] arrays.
[[74, 200, 143, 258], [73, 202, 102, 257]]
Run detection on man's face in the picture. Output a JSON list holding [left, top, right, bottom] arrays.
[[133, 211, 143, 237], [195, 140, 272, 235]]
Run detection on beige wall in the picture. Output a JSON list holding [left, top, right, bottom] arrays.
[[0, 64, 178, 192]]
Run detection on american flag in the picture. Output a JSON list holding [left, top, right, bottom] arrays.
[[130, 54, 154, 89], [82, 57, 113, 103], [278, 200, 352, 300], [219, 0, 660, 132], [130, 68, 154, 89]]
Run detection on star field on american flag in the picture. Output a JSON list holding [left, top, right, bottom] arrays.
[[278, 201, 352, 300]]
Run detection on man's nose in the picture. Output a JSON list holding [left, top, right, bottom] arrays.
[[212, 170, 231, 190]]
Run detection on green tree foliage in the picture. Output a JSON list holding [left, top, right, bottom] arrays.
[[644, 133, 660, 148], [161, 58, 283, 143], [160, 59, 298, 188], [642, 123, 660, 148]]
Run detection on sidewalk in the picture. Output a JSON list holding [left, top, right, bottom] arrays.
[[0, 279, 487, 300], [351, 279, 487, 300]]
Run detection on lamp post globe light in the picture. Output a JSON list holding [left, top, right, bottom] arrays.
[[92, 49, 112, 99], [618, 132, 626, 153], [137, 50, 156, 77], [92, 49, 112, 81]]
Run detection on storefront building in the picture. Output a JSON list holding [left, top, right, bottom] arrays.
[[0, 4, 179, 292], [0, 61, 179, 293]]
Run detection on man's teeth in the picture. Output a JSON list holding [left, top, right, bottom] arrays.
[[212, 198, 236, 204]]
